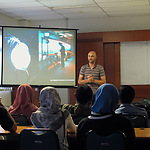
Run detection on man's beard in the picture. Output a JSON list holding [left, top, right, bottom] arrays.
[[89, 60, 95, 63]]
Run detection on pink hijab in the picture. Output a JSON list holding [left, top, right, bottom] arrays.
[[8, 84, 38, 118]]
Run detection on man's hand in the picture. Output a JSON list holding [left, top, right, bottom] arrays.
[[87, 74, 94, 83]]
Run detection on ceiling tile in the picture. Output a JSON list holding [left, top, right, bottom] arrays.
[[95, 0, 147, 2], [0, 1, 42, 8], [0, 0, 149, 21], [104, 5, 150, 11], [22, 14, 64, 20], [0, 0, 35, 3], [38, 0, 94, 7], [2, 6, 51, 13], [55, 6, 104, 14], [96, 0, 149, 7], [108, 9, 150, 17], [64, 12, 107, 19]]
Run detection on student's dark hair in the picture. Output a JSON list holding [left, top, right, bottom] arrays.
[[119, 85, 135, 103], [76, 84, 93, 105]]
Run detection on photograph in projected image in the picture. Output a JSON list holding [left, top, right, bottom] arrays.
[[2, 27, 76, 86]]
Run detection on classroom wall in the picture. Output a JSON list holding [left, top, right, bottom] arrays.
[[12, 87, 68, 107], [9, 30, 150, 105], [1, 12, 150, 105], [30, 15, 150, 33], [0, 87, 12, 107], [1, 12, 150, 33], [0, 13, 18, 26]]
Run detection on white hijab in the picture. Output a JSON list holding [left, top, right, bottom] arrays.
[[31, 87, 64, 130]]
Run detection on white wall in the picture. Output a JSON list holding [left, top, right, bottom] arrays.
[[1, 12, 150, 33], [0, 88, 12, 108], [0, 13, 18, 26], [30, 15, 150, 33], [55, 88, 68, 104], [29, 19, 68, 29], [70, 15, 150, 32]]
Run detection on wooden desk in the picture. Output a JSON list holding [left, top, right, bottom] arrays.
[[0, 125, 33, 135], [135, 128, 150, 139], [0, 126, 34, 150], [16, 125, 34, 134], [0, 126, 150, 138], [0, 127, 149, 150], [134, 128, 150, 150]]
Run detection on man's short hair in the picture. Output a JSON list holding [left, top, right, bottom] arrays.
[[119, 85, 135, 103], [76, 84, 93, 105]]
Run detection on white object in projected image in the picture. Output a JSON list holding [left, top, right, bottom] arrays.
[[2, 26, 77, 87], [6, 34, 31, 75], [120, 41, 150, 85]]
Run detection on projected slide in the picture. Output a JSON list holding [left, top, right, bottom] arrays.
[[2, 27, 77, 86]]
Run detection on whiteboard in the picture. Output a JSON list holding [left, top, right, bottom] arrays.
[[120, 41, 150, 85]]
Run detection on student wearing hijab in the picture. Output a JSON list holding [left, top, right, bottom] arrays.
[[30, 86, 76, 150], [8, 84, 38, 120], [77, 83, 135, 150]]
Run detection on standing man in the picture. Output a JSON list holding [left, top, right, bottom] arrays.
[[59, 42, 65, 69], [78, 51, 106, 101]]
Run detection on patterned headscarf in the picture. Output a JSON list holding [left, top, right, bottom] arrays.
[[39, 86, 61, 113], [91, 84, 119, 115], [8, 84, 38, 118], [31, 87, 65, 130]]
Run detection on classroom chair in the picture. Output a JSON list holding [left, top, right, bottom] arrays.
[[71, 114, 87, 125], [11, 114, 31, 126], [20, 128, 60, 150], [122, 114, 147, 128], [86, 130, 127, 150]]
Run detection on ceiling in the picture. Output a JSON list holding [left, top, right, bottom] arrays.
[[0, 0, 150, 21]]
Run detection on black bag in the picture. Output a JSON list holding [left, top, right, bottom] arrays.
[[132, 99, 150, 118]]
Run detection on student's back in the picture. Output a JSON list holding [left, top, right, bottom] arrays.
[[31, 86, 76, 150], [8, 84, 38, 119], [115, 85, 150, 127], [77, 113, 135, 150], [62, 84, 93, 124], [77, 84, 135, 150]]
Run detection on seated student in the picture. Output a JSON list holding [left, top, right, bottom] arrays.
[[0, 98, 17, 133], [77, 84, 135, 150], [8, 84, 38, 121], [115, 85, 150, 127], [30, 86, 76, 150], [62, 84, 93, 124]]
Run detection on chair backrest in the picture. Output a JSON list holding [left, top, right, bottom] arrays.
[[123, 114, 147, 128], [11, 114, 31, 126], [86, 130, 127, 150], [71, 114, 87, 125], [20, 128, 60, 150], [133, 100, 150, 118]]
